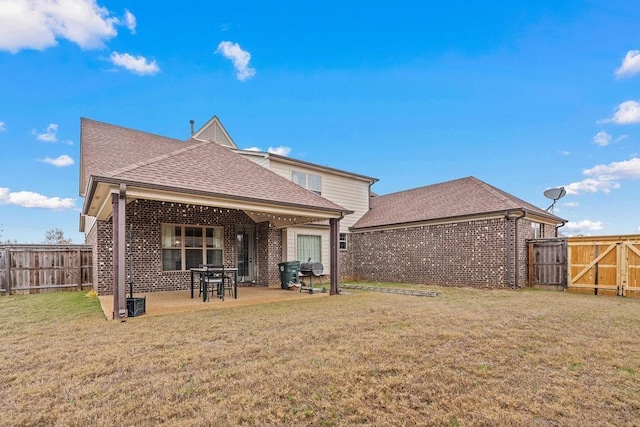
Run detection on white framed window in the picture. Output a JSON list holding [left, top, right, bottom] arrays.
[[291, 170, 322, 195], [339, 233, 348, 250], [297, 234, 321, 262], [161, 224, 223, 271], [531, 222, 542, 239]]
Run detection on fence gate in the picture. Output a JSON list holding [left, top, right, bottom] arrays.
[[527, 238, 567, 289], [568, 236, 640, 297]]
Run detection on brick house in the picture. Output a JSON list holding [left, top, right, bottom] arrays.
[[349, 177, 564, 287], [79, 116, 564, 315], [79, 117, 360, 317]]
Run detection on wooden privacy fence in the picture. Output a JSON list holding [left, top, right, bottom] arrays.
[[0, 245, 93, 295], [568, 236, 640, 298], [527, 238, 567, 289], [527, 235, 640, 298]]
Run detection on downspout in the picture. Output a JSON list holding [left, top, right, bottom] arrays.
[[555, 221, 567, 238], [329, 212, 345, 296], [513, 210, 526, 289], [367, 181, 376, 210], [505, 212, 512, 287]]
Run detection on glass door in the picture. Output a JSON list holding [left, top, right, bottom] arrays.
[[235, 225, 255, 282]]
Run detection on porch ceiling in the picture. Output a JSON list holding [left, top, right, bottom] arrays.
[[83, 180, 346, 226]]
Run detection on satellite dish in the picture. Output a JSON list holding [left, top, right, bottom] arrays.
[[544, 187, 566, 213]]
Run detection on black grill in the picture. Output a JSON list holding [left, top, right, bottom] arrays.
[[299, 262, 323, 277]]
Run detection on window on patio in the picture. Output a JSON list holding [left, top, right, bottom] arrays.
[[297, 234, 321, 263], [162, 224, 223, 271]]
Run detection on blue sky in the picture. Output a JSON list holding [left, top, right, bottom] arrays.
[[1, 0, 639, 243]]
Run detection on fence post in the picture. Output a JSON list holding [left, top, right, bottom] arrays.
[[5, 247, 11, 295], [77, 249, 82, 291], [527, 242, 533, 287]]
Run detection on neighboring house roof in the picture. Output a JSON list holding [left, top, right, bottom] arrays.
[[80, 118, 349, 217], [351, 176, 566, 230]]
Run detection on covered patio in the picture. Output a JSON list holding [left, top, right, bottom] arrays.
[[98, 286, 329, 319], [80, 118, 351, 320]]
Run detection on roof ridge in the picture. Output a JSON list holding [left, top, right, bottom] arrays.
[[472, 177, 550, 214], [375, 176, 472, 199], [106, 140, 209, 178]]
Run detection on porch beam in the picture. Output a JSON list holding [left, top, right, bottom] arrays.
[[92, 182, 347, 222], [330, 218, 339, 295], [112, 184, 127, 319]]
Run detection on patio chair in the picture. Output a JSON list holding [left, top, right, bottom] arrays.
[[199, 264, 225, 301], [223, 273, 235, 299]]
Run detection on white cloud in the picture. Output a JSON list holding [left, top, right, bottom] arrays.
[[267, 146, 292, 156], [565, 178, 619, 195], [565, 157, 640, 195], [558, 150, 570, 156], [0, 187, 75, 209], [39, 154, 74, 167], [614, 135, 628, 143], [562, 202, 579, 208], [593, 131, 626, 147], [0, 0, 132, 53], [0, 121, 6, 132], [601, 100, 640, 125], [33, 123, 58, 142], [615, 50, 640, 79], [637, 225, 640, 233], [123, 9, 136, 34], [564, 220, 604, 235], [593, 130, 612, 146], [110, 51, 159, 75], [584, 157, 640, 179], [216, 41, 256, 81], [241, 146, 292, 156]]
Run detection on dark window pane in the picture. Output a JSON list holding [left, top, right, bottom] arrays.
[[185, 249, 203, 269], [162, 249, 181, 271]]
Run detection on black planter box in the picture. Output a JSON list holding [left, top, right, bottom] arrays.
[[126, 297, 146, 317]]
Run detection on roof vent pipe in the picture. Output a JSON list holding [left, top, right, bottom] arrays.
[[189, 119, 195, 135]]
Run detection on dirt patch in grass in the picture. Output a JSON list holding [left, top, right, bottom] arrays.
[[1, 287, 639, 426]]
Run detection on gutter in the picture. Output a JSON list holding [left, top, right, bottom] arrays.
[[514, 211, 526, 289]]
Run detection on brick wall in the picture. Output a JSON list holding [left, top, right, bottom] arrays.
[[92, 199, 275, 295], [339, 249, 355, 281], [85, 223, 99, 293], [255, 222, 283, 287], [351, 219, 510, 287]]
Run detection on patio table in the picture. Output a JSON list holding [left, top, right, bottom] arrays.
[[190, 267, 238, 301]]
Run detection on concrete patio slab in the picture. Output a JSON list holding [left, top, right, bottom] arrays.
[[98, 286, 328, 319]]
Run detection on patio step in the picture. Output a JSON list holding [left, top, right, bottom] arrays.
[[340, 284, 442, 297]]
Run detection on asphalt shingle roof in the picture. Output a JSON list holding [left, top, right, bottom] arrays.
[[352, 176, 564, 230], [81, 118, 347, 213]]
